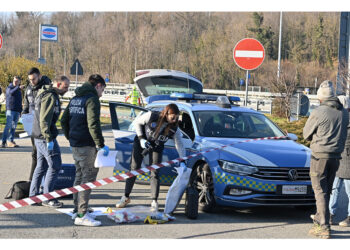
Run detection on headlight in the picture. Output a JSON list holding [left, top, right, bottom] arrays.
[[218, 160, 258, 175]]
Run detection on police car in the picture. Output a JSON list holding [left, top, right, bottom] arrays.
[[110, 69, 314, 213]]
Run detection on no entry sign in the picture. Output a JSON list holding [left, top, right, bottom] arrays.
[[233, 38, 265, 70]]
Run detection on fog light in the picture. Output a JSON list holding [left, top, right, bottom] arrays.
[[229, 188, 252, 196]]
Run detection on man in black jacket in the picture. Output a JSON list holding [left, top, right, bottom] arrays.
[[24, 67, 52, 181], [61, 74, 109, 227]]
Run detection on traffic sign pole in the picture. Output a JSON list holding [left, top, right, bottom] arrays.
[[245, 70, 249, 106], [75, 62, 78, 87], [233, 38, 265, 107], [38, 24, 42, 60]]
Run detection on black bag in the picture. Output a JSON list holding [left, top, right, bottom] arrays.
[[4, 181, 31, 200]]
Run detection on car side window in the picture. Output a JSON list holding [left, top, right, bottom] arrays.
[[179, 112, 195, 141]]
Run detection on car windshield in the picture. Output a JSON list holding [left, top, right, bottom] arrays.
[[193, 111, 285, 138], [137, 76, 202, 96]]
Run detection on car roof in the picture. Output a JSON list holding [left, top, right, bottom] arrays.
[[146, 100, 260, 114]]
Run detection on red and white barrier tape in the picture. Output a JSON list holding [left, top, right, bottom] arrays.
[[0, 135, 287, 212]]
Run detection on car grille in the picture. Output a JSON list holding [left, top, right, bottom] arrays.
[[249, 195, 315, 205], [251, 167, 310, 181]]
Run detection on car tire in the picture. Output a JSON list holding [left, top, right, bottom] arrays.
[[191, 162, 216, 213], [185, 186, 199, 219]]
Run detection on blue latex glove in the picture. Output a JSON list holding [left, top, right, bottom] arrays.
[[47, 141, 54, 151], [140, 139, 150, 149], [100, 145, 109, 156]]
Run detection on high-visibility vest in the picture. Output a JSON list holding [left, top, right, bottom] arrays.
[[128, 88, 140, 105]]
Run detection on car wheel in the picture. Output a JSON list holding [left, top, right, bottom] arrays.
[[191, 162, 216, 213], [185, 186, 199, 219]]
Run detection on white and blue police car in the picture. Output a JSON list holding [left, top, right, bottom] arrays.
[[109, 69, 313, 214]]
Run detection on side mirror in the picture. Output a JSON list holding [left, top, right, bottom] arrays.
[[287, 133, 298, 141]]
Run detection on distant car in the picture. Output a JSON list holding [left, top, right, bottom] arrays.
[[109, 69, 314, 216]]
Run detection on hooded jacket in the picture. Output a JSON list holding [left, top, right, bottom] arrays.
[[61, 82, 104, 148], [22, 75, 51, 114], [5, 82, 22, 113], [303, 97, 349, 159], [31, 88, 61, 142]]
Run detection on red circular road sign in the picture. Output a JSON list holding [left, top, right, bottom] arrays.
[[233, 38, 265, 70], [0, 34, 2, 49]]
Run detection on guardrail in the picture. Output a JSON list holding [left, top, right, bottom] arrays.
[[64, 83, 320, 114]]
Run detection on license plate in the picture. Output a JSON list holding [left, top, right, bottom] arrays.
[[282, 185, 307, 194]]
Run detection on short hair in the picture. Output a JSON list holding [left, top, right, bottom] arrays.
[[14, 76, 21, 80], [88, 74, 106, 87], [28, 67, 40, 76], [59, 75, 70, 82]]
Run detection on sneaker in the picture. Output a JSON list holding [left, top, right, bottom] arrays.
[[310, 214, 334, 225], [1, 142, 6, 148], [339, 216, 350, 227], [74, 213, 101, 227], [115, 196, 131, 208], [42, 200, 63, 208], [309, 223, 331, 239], [151, 200, 159, 212], [71, 208, 96, 220], [7, 141, 19, 148]]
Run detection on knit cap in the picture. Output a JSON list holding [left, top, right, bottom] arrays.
[[317, 80, 335, 100]]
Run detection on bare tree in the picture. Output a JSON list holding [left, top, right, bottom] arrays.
[[263, 61, 300, 120]]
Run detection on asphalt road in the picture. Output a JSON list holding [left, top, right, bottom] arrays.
[[0, 130, 349, 240]]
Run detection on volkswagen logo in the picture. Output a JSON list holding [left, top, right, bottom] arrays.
[[288, 169, 298, 181]]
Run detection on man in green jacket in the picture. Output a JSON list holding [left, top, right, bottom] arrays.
[[303, 80, 349, 239], [61, 74, 109, 227], [29, 76, 70, 208]]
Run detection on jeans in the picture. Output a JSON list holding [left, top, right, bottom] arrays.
[[329, 177, 350, 216], [29, 138, 62, 196], [130, 108, 136, 118], [2, 110, 20, 143], [125, 137, 162, 200], [72, 146, 99, 215], [310, 157, 339, 229]]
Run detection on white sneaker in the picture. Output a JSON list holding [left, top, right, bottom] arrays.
[[71, 211, 96, 220], [74, 213, 101, 227], [116, 196, 131, 208], [151, 200, 158, 212]]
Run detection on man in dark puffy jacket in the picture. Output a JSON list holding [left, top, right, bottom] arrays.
[[61, 74, 109, 227], [29, 76, 70, 208], [24, 67, 52, 181], [329, 95, 350, 227], [303, 80, 349, 239], [1, 76, 24, 148]]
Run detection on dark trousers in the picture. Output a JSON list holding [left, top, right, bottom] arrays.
[[125, 137, 162, 200], [310, 157, 339, 229], [29, 136, 37, 181]]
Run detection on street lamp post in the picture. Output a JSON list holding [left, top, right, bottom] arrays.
[[277, 12, 283, 80]]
